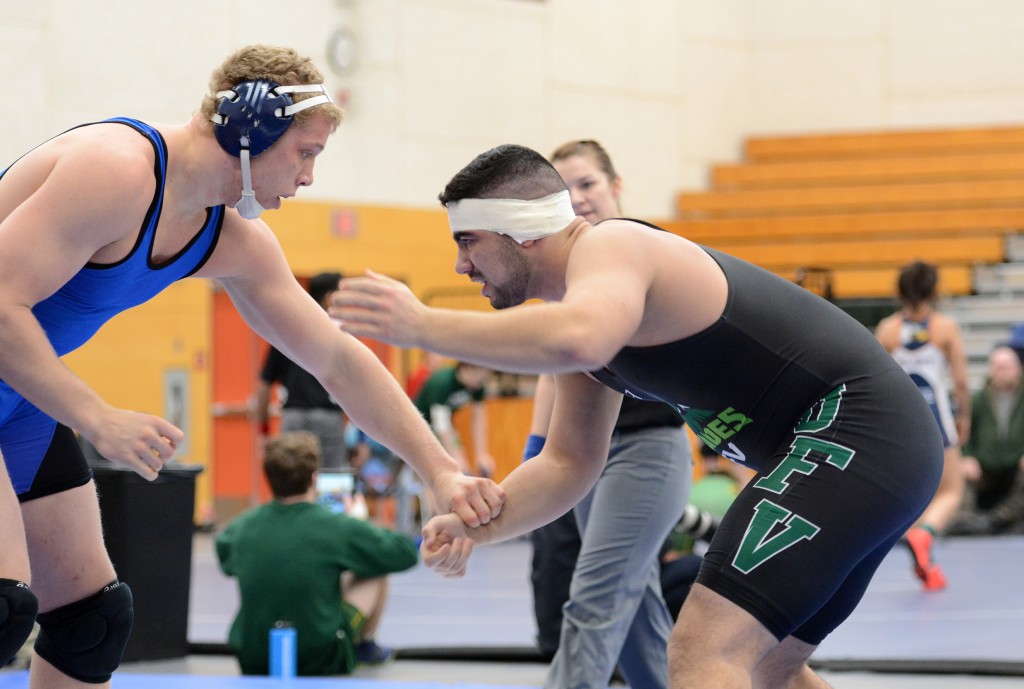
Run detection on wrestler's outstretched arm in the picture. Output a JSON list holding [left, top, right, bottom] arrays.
[[422, 372, 621, 576], [207, 218, 504, 526]]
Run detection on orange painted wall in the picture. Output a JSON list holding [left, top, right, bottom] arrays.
[[453, 397, 533, 483], [270, 201, 465, 294]]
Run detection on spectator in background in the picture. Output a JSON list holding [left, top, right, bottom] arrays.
[[414, 361, 496, 478], [525, 140, 690, 689], [343, 420, 408, 529], [255, 272, 350, 469], [876, 260, 969, 591], [406, 351, 445, 400], [950, 346, 1024, 535], [659, 503, 724, 621], [216, 432, 417, 674]]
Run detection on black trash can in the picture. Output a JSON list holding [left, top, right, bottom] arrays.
[[90, 459, 203, 662]]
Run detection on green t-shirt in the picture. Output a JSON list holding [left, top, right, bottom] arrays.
[[413, 366, 485, 419], [962, 386, 1024, 474], [690, 473, 739, 518], [215, 501, 418, 675]]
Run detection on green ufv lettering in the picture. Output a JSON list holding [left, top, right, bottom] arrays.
[[754, 436, 855, 494], [794, 384, 846, 434], [697, 407, 753, 448], [732, 499, 820, 574]]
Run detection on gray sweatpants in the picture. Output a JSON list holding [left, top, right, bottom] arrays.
[[545, 425, 691, 689]]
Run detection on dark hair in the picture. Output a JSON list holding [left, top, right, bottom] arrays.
[[263, 431, 320, 498], [438, 144, 567, 206], [550, 139, 619, 181], [897, 261, 938, 308], [308, 271, 342, 307]]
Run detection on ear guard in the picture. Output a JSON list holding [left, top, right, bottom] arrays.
[[212, 79, 332, 157], [211, 79, 332, 219]]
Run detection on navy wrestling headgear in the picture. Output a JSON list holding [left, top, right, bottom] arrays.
[[210, 79, 332, 219], [212, 79, 332, 157]]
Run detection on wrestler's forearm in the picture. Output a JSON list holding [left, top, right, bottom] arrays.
[[229, 267, 465, 488], [0, 307, 109, 433], [467, 448, 601, 546], [321, 340, 461, 485], [415, 304, 605, 375], [465, 370, 619, 544]]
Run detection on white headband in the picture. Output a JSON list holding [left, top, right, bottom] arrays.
[[446, 191, 576, 244]]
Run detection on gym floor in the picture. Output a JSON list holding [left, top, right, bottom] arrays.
[[1, 533, 1021, 688]]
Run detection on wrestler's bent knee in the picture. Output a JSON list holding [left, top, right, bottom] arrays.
[[34, 580, 133, 684], [0, 579, 38, 666]]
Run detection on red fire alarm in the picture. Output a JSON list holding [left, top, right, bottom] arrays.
[[331, 209, 359, 238]]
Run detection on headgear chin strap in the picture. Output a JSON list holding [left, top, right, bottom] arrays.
[[234, 141, 263, 220], [446, 191, 576, 243], [211, 79, 332, 219]]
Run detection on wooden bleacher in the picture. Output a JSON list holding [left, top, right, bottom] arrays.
[[713, 152, 1024, 189], [664, 125, 1024, 299], [710, 235, 1004, 271], [744, 126, 1024, 161], [678, 179, 1024, 218]]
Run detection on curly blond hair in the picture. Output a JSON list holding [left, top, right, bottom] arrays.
[[201, 44, 343, 132]]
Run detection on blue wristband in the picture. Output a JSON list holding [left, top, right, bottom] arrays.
[[522, 434, 546, 462]]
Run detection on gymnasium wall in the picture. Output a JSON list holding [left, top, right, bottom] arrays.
[[4, 1, 1022, 219], [5, 0, 1024, 519]]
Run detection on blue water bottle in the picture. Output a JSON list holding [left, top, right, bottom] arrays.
[[269, 621, 297, 678]]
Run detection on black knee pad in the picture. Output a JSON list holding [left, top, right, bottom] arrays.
[[0, 579, 38, 667], [34, 580, 133, 684]]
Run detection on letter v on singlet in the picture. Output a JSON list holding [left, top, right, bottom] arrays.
[[732, 499, 820, 574]]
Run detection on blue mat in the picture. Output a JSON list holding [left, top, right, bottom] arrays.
[[0, 671, 539, 689], [185, 534, 1024, 676]]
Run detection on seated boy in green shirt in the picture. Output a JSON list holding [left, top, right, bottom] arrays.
[[216, 431, 418, 675]]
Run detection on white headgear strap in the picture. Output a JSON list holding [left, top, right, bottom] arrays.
[[446, 191, 576, 244]]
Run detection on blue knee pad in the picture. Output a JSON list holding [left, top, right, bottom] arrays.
[[34, 580, 133, 684], [0, 579, 38, 667]]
